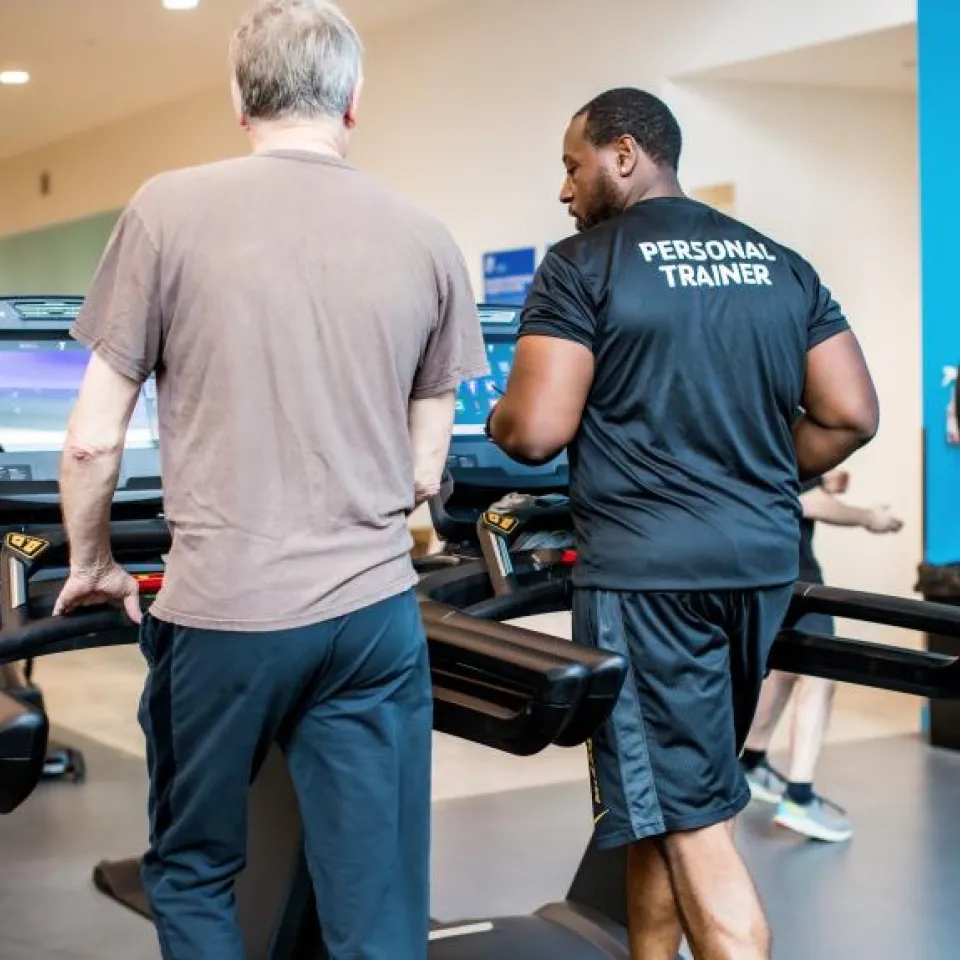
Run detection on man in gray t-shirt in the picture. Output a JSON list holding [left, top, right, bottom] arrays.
[[52, 2, 486, 957]]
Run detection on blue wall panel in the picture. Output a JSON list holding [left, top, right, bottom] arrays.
[[919, 0, 960, 564]]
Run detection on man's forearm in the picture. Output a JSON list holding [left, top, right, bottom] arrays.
[[60, 445, 124, 572], [793, 414, 874, 482], [409, 393, 455, 505], [801, 489, 871, 527]]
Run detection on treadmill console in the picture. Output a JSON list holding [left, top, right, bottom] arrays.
[[431, 305, 569, 545], [446, 305, 568, 486], [0, 296, 163, 522]]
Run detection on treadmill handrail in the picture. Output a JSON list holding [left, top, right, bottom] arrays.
[[0, 604, 591, 757], [422, 599, 618, 676], [770, 628, 960, 699], [0, 607, 133, 666], [791, 581, 960, 637], [425, 614, 591, 706], [422, 599, 628, 749], [464, 578, 570, 620], [1, 520, 171, 631], [427, 569, 960, 701]]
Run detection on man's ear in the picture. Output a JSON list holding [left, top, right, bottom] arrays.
[[615, 135, 640, 179], [230, 75, 250, 131], [344, 77, 363, 129]]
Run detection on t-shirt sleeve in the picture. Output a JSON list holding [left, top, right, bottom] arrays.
[[412, 233, 489, 400], [518, 249, 597, 351], [806, 271, 850, 351], [70, 202, 162, 384]]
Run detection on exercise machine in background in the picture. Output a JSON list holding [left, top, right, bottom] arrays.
[[0, 295, 164, 783]]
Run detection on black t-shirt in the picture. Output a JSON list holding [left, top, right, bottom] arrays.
[[518, 196, 849, 590], [798, 479, 824, 584]]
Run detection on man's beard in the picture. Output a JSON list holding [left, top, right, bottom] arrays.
[[576, 169, 623, 232]]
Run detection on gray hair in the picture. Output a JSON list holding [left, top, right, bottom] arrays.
[[230, 0, 364, 122]]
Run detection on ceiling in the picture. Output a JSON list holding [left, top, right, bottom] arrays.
[[684, 24, 917, 94], [0, 0, 460, 162]]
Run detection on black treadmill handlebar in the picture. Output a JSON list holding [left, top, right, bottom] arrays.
[[0, 606, 134, 666], [791, 582, 960, 637], [422, 600, 626, 753], [0, 596, 618, 757], [425, 608, 591, 704], [770, 628, 960, 699], [430, 575, 960, 701], [421, 600, 615, 675]]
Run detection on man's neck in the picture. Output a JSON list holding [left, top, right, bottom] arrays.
[[247, 118, 347, 159], [628, 171, 685, 206]]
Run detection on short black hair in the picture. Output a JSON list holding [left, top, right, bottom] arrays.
[[575, 87, 682, 170]]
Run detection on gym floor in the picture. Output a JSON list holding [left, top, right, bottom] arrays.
[[2, 618, 958, 960]]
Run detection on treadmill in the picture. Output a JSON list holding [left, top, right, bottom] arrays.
[[0, 295, 164, 781]]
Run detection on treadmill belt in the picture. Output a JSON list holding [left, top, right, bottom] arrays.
[[427, 915, 624, 958]]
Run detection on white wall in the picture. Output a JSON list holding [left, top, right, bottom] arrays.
[[0, 88, 245, 238], [0, 0, 915, 241]]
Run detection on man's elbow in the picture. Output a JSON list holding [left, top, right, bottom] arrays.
[[808, 390, 880, 448], [848, 400, 880, 447], [63, 430, 124, 466], [496, 429, 563, 466]]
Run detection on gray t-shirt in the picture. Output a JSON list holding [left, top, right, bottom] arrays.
[[72, 149, 487, 631]]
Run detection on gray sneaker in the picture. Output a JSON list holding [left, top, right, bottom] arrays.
[[773, 795, 853, 843], [743, 761, 787, 804]]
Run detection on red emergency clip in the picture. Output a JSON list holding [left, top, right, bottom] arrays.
[[134, 573, 165, 592]]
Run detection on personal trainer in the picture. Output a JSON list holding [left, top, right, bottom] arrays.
[[50, 1, 486, 958], [487, 87, 880, 960]]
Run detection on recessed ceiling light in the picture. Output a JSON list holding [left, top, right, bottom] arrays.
[[163, 0, 200, 9], [0, 70, 30, 85]]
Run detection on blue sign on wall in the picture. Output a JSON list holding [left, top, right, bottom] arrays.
[[919, 0, 960, 564], [483, 248, 537, 306]]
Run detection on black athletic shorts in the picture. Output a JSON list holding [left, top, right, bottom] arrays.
[[573, 584, 794, 848]]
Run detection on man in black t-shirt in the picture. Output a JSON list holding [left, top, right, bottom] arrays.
[[488, 87, 880, 960]]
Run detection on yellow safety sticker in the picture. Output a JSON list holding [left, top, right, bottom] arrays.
[[481, 511, 518, 534], [4, 532, 52, 563]]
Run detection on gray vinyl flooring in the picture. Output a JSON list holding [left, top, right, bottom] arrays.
[[2, 728, 960, 959]]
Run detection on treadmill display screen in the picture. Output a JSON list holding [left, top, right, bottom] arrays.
[[0, 339, 159, 454], [453, 339, 515, 435]]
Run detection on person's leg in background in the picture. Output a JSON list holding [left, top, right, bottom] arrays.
[[138, 613, 331, 960], [739, 671, 798, 803], [279, 589, 433, 960], [771, 614, 852, 842]]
